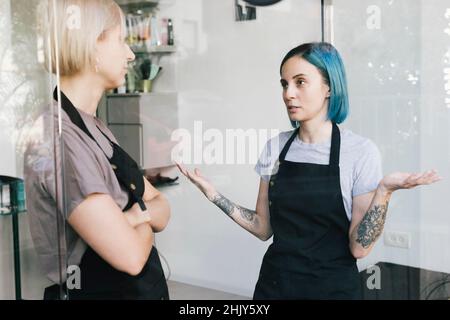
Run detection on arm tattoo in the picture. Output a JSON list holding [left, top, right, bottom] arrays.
[[211, 193, 256, 223], [211, 193, 235, 216], [239, 207, 256, 222], [356, 201, 389, 248]]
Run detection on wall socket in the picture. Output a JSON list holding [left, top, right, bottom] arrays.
[[384, 231, 411, 249]]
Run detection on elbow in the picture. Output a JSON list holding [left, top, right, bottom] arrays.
[[126, 261, 145, 276], [258, 232, 273, 242], [124, 249, 152, 276], [350, 246, 369, 260], [122, 237, 154, 276], [161, 201, 171, 231], [154, 195, 171, 233], [256, 224, 273, 241]]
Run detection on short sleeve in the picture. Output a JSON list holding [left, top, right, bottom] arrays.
[[254, 135, 284, 181], [352, 140, 383, 197], [41, 129, 111, 218]]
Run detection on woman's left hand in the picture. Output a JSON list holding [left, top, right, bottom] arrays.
[[379, 170, 442, 194]]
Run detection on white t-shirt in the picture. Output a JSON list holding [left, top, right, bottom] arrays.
[[254, 128, 383, 221]]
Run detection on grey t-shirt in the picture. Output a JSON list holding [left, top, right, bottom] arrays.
[[24, 102, 129, 284], [254, 128, 383, 221]]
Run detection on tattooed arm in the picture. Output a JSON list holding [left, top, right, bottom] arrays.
[[349, 187, 391, 259], [349, 170, 441, 259], [176, 163, 272, 241], [209, 179, 272, 241]]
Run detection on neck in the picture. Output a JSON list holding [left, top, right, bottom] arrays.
[[298, 117, 333, 144], [59, 73, 104, 116]]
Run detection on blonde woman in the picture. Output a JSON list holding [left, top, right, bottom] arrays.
[[24, 0, 170, 300]]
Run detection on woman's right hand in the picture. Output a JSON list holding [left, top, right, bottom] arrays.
[[124, 202, 151, 228], [175, 162, 218, 201]]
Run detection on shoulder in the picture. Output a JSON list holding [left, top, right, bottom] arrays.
[[265, 129, 296, 150], [340, 128, 380, 157]]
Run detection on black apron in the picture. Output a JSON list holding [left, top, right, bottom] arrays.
[[44, 89, 169, 300], [253, 123, 361, 300]]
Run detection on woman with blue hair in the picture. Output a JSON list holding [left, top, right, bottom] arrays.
[[177, 42, 440, 299]]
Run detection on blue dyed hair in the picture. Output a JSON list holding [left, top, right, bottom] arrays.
[[280, 42, 349, 127]]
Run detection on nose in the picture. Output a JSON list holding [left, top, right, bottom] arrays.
[[126, 44, 135, 62], [283, 83, 296, 102]]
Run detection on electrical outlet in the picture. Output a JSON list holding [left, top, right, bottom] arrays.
[[384, 231, 411, 249]]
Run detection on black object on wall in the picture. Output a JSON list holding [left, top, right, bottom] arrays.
[[243, 0, 283, 6]]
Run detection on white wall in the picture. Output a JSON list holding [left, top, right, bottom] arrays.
[[155, 0, 321, 297]]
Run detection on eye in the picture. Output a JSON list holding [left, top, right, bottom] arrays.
[[280, 80, 288, 89], [296, 79, 305, 86]]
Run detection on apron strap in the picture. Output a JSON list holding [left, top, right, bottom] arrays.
[[53, 88, 147, 212], [54, 88, 122, 161], [278, 128, 299, 162], [54, 88, 98, 143], [329, 123, 341, 168], [278, 123, 341, 168], [54, 88, 114, 156]]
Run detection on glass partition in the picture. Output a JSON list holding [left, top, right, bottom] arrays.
[[326, 0, 450, 299], [0, 0, 67, 300]]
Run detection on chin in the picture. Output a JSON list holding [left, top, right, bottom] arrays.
[[288, 116, 304, 123], [108, 77, 126, 89], [117, 77, 126, 86]]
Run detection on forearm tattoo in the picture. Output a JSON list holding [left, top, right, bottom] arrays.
[[211, 193, 256, 223], [356, 201, 389, 248], [211, 193, 235, 216]]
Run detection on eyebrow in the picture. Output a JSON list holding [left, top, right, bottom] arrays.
[[280, 74, 308, 81]]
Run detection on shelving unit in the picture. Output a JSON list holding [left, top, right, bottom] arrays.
[[116, 0, 159, 12], [133, 45, 177, 54], [103, 92, 179, 170], [97, 0, 179, 173]]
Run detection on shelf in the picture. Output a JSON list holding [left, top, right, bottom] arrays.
[[0, 209, 27, 217], [106, 93, 141, 97], [106, 91, 177, 97], [116, 0, 159, 11], [132, 45, 177, 54]]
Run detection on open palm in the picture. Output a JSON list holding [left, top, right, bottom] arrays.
[[176, 162, 217, 200], [381, 170, 441, 193]]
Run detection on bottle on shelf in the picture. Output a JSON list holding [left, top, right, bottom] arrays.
[[168, 18, 174, 46], [150, 15, 161, 47], [160, 18, 168, 46]]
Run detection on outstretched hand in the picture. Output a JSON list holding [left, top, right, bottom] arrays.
[[175, 162, 218, 201], [380, 170, 442, 194]]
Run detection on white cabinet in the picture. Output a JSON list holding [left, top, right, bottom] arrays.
[[105, 92, 178, 169]]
